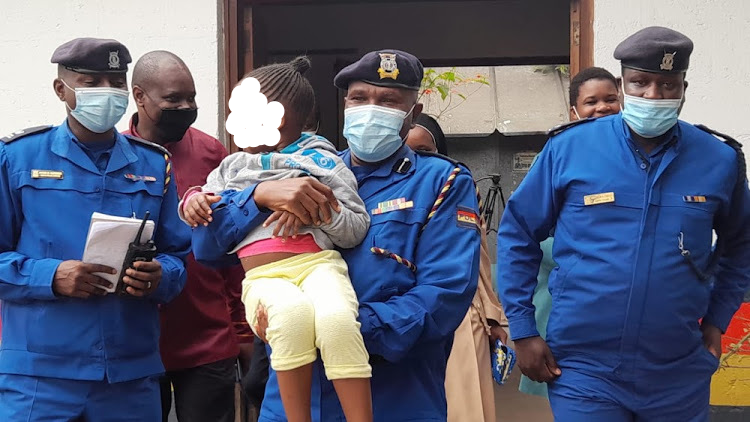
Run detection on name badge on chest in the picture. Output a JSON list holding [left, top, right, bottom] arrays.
[[31, 169, 64, 179], [583, 192, 615, 206]]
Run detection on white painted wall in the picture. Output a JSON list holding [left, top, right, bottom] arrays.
[[594, 0, 750, 174], [0, 0, 222, 139]]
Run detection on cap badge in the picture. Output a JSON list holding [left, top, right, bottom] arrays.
[[108, 51, 120, 69], [660, 51, 676, 71], [377, 53, 400, 80]]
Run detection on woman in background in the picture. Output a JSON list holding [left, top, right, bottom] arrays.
[[409, 114, 508, 422]]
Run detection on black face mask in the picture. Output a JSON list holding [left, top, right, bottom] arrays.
[[156, 108, 198, 143]]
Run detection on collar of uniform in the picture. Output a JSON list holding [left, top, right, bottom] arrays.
[[617, 113, 682, 156], [51, 119, 138, 174], [342, 145, 416, 200], [341, 144, 416, 180]]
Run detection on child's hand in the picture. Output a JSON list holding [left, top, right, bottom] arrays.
[[264, 210, 303, 241], [185, 193, 222, 228]]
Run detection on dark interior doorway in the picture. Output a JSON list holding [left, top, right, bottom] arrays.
[[224, 0, 592, 150]]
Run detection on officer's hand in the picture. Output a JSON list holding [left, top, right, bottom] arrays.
[[122, 260, 162, 297], [254, 178, 340, 226], [254, 304, 269, 344], [489, 325, 509, 345], [514, 336, 561, 383], [185, 193, 222, 228], [264, 211, 304, 240], [53, 261, 116, 299], [701, 322, 723, 360]]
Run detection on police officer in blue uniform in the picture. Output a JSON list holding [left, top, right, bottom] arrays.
[[497, 26, 750, 421], [0, 38, 190, 420], [191, 50, 481, 421]]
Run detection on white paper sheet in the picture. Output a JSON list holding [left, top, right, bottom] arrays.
[[81, 212, 155, 293]]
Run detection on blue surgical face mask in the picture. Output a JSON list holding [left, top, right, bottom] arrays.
[[621, 91, 682, 138], [343, 104, 413, 163], [62, 80, 129, 133]]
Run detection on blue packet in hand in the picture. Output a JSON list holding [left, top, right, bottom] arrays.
[[490, 338, 516, 385]]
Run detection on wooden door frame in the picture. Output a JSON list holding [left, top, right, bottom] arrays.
[[222, 0, 595, 152], [570, 0, 595, 78]]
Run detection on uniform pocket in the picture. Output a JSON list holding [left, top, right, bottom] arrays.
[[16, 171, 99, 195], [369, 208, 428, 294], [658, 194, 718, 265], [548, 253, 581, 303], [565, 188, 644, 240], [105, 176, 165, 219]]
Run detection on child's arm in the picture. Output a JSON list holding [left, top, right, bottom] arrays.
[[178, 153, 264, 227], [316, 165, 369, 248]]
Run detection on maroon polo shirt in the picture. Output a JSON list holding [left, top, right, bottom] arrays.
[[126, 114, 252, 371]]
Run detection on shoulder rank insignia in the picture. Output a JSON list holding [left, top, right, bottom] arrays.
[[124, 134, 171, 157], [547, 117, 594, 137], [1, 125, 53, 144], [695, 124, 746, 180], [694, 124, 744, 150]]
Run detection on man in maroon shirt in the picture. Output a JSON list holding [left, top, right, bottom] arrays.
[[125, 50, 253, 422]]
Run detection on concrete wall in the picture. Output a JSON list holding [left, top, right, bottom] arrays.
[[0, 0, 222, 139], [593, 0, 750, 178]]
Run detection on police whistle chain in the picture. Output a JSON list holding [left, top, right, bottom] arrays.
[[116, 211, 158, 295]]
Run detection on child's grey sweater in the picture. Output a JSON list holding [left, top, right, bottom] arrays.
[[181, 134, 369, 254]]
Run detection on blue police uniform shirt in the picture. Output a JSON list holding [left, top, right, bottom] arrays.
[[192, 144, 481, 421], [74, 137, 116, 173], [497, 113, 750, 379], [0, 120, 190, 383]]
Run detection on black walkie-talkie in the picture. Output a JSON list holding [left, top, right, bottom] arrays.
[[116, 211, 158, 295]]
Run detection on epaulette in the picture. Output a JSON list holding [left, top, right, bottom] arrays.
[[547, 117, 594, 137], [124, 134, 171, 157], [695, 124, 746, 180], [1, 125, 53, 143], [415, 150, 464, 167]]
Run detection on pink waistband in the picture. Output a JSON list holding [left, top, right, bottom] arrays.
[[237, 234, 322, 258]]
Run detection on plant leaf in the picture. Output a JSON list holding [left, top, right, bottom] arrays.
[[437, 85, 449, 100]]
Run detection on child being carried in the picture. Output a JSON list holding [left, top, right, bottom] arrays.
[[180, 57, 372, 422]]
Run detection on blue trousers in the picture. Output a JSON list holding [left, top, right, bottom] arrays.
[[547, 349, 718, 422], [0, 373, 160, 421]]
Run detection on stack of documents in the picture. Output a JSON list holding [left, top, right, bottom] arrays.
[[82, 212, 155, 293]]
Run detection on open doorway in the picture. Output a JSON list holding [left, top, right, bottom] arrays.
[[223, 0, 593, 149]]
